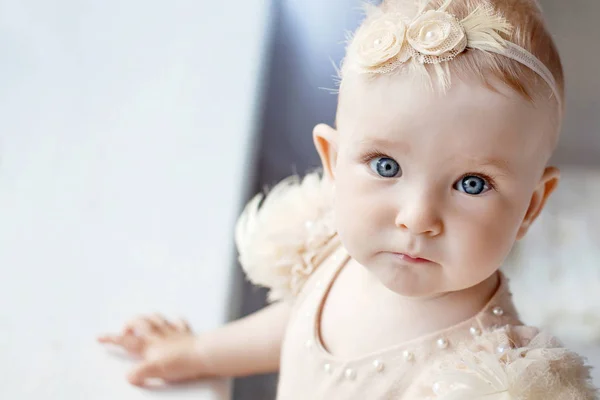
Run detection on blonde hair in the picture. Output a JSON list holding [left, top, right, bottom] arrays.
[[342, 0, 565, 122]]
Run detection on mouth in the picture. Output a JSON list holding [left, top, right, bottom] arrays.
[[392, 253, 432, 264]]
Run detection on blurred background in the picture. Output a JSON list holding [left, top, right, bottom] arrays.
[[0, 0, 598, 399]]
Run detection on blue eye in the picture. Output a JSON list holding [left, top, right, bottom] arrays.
[[369, 157, 401, 178], [455, 175, 490, 195]]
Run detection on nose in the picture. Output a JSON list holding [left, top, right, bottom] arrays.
[[394, 192, 443, 237]]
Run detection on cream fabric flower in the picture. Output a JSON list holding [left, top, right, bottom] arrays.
[[407, 10, 467, 61], [429, 327, 598, 400], [235, 171, 336, 302], [352, 13, 410, 70]]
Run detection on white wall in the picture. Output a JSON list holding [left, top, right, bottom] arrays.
[[0, 0, 271, 398]]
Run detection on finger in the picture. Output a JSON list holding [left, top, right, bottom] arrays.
[[147, 313, 174, 335], [173, 318, 192, 333], [119, 333, 147, 355], [123, 316, 157, 337], [97, 334, 121, 345], [127, 361, 166, 386], [97, 332, 146, 355]]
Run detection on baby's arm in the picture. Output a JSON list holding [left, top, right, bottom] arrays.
[[98, 301, 291, 386], [196, 300, 291, 376]]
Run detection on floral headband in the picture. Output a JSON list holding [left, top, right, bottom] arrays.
[[342, 0, 561, 110]]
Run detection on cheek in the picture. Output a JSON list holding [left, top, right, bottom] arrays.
[[449, 196, 526, 272], [333, 168, 392, 257], [333, 175, 366, 247]]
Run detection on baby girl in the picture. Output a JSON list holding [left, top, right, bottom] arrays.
[[99, 0, 598, 398]]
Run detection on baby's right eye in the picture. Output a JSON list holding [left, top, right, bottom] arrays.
[[369, 157, 402, 178]]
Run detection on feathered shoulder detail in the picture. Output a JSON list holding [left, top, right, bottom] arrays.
[[429, 326, 598, 399], [234, 171, 336, 303]]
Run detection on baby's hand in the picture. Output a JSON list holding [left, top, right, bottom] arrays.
[[98, 315, 209, 386]]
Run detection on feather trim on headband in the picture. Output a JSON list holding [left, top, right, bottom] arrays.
[[234, 171, 335, 302]]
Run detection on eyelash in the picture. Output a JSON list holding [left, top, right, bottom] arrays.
[[360, 150, 498, 191], [457, 172, 498, 192], [360, 150, 389, 164]]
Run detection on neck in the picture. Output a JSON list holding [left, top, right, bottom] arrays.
[[350, 261, 501, 341]]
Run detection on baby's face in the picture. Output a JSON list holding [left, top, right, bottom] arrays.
[[324, 75, 558, 297]]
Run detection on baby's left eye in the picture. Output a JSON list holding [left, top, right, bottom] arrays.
[[369, 157, 401, 178], [454, 175, 491, 195]]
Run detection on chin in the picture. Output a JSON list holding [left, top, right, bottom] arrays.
[[370, 262, 437, 297], [386, 281, 437, 297]]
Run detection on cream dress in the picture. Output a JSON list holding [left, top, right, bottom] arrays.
[[235, 172, 598, 399]]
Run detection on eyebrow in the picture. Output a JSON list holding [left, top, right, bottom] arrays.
[[356, 137, 411, 153], [464, 156, 513, 175]]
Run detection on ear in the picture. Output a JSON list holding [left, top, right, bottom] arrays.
[[313, 124, 340, 181], [516, 166, 560, 240]]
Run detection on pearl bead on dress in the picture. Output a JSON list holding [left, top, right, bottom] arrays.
[[344, 368, 357, 380], [497, 343, 511, 354], [373, 359, 385, 372], [493, 306, 504, 316], [436, 338, 449, 349]]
